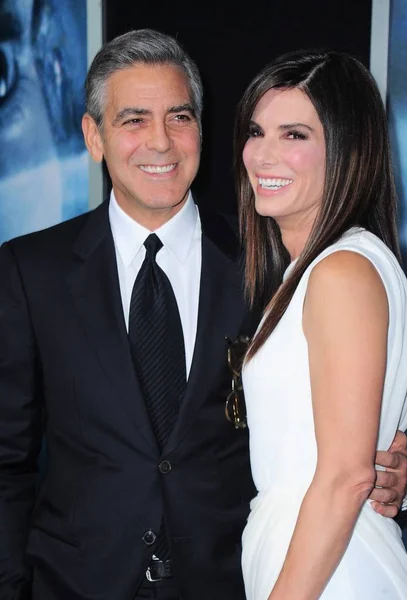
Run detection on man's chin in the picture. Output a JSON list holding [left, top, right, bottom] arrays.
[[143, 191, 190, 212], [114, 191, 190, 227]]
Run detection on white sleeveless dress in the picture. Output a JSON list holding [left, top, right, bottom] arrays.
[[241, 228, 407, 600]]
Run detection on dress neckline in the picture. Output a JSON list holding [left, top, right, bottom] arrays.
[[283, 257, 299, 281]]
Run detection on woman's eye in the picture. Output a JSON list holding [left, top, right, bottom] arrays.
[[248, 126, 262, 138], [287, 130, 307, 140], [0, 44, 17, 103]]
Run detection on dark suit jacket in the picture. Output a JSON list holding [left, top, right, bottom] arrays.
[[0, 201, 258, 600]]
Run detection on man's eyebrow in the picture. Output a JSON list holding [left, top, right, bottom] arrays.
[[112, 104, 196, 126], [113, 107, 151, 125], [167, 103, 196, 116]]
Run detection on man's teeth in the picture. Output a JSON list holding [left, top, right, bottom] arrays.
[[259, 177, 293, 190], [140, 164, 176, 174]]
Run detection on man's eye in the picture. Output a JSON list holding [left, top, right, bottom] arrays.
[[174, 114, 191, 121], [123, 118, 142, 125]]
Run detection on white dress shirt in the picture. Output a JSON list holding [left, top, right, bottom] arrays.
[[109, 191, 202, 378]]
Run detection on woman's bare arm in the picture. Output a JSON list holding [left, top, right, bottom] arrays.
[[268, 251, 388, 600]]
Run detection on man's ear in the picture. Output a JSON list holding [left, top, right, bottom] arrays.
[[82, 113, 104, 163]]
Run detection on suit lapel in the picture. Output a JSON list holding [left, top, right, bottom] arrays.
[[66, 202, 158, 452], [165, 209, 247, 453]]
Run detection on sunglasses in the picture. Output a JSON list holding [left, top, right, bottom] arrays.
[[224, 335, 250, 429]]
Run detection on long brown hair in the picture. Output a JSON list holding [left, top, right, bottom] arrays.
[[234, 50, 401, 360]]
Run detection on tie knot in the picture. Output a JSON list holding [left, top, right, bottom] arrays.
[[144, 233, 163, 260]]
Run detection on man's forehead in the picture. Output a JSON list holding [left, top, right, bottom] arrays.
[[107, 63, 189, 92], [105, 64, 192, 109]]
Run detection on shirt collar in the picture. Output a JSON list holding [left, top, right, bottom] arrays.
[[109, 190, 198, 266]]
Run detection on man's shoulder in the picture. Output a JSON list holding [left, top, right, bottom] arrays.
[[3, 202, 109, 272], [198, 206, 238, 233], [197, 206, 241, 260], [8, 209, 94, 249]]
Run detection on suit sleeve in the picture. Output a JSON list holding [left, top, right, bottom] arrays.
[[0, 242, 43, 599], [394, 505, 407, 530]]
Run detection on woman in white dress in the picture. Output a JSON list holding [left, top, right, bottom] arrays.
[[234, 50, 407, 599]]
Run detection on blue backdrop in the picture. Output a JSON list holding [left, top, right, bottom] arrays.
[[388, 0, 407, 267], [387, 0, 407, 545], [0, 0, 88, 245]]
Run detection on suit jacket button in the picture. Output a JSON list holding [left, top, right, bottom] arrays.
[[142, 530, 156, 545], [159, 460, 171, 474]]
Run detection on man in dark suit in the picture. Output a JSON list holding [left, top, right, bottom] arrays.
[[0, 28, 406, 600]]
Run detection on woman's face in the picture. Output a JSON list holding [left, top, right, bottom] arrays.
[[242, 87, 326, 232]]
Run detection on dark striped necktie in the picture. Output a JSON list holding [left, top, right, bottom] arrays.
[[128, 233, 186, 561]]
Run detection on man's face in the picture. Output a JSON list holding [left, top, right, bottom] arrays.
[[83, 63, 201, 228]]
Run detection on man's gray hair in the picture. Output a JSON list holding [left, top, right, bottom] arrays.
[[85, 29, 203, 132]]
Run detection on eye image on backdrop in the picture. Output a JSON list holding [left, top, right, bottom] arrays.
[[387, 0, 407, 268], [0, 0, 88, 244]]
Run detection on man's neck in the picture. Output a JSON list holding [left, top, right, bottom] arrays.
[[114, 194, 189, 231]]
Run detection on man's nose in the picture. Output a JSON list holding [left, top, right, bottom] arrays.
[[145, 121, 173, 153]]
